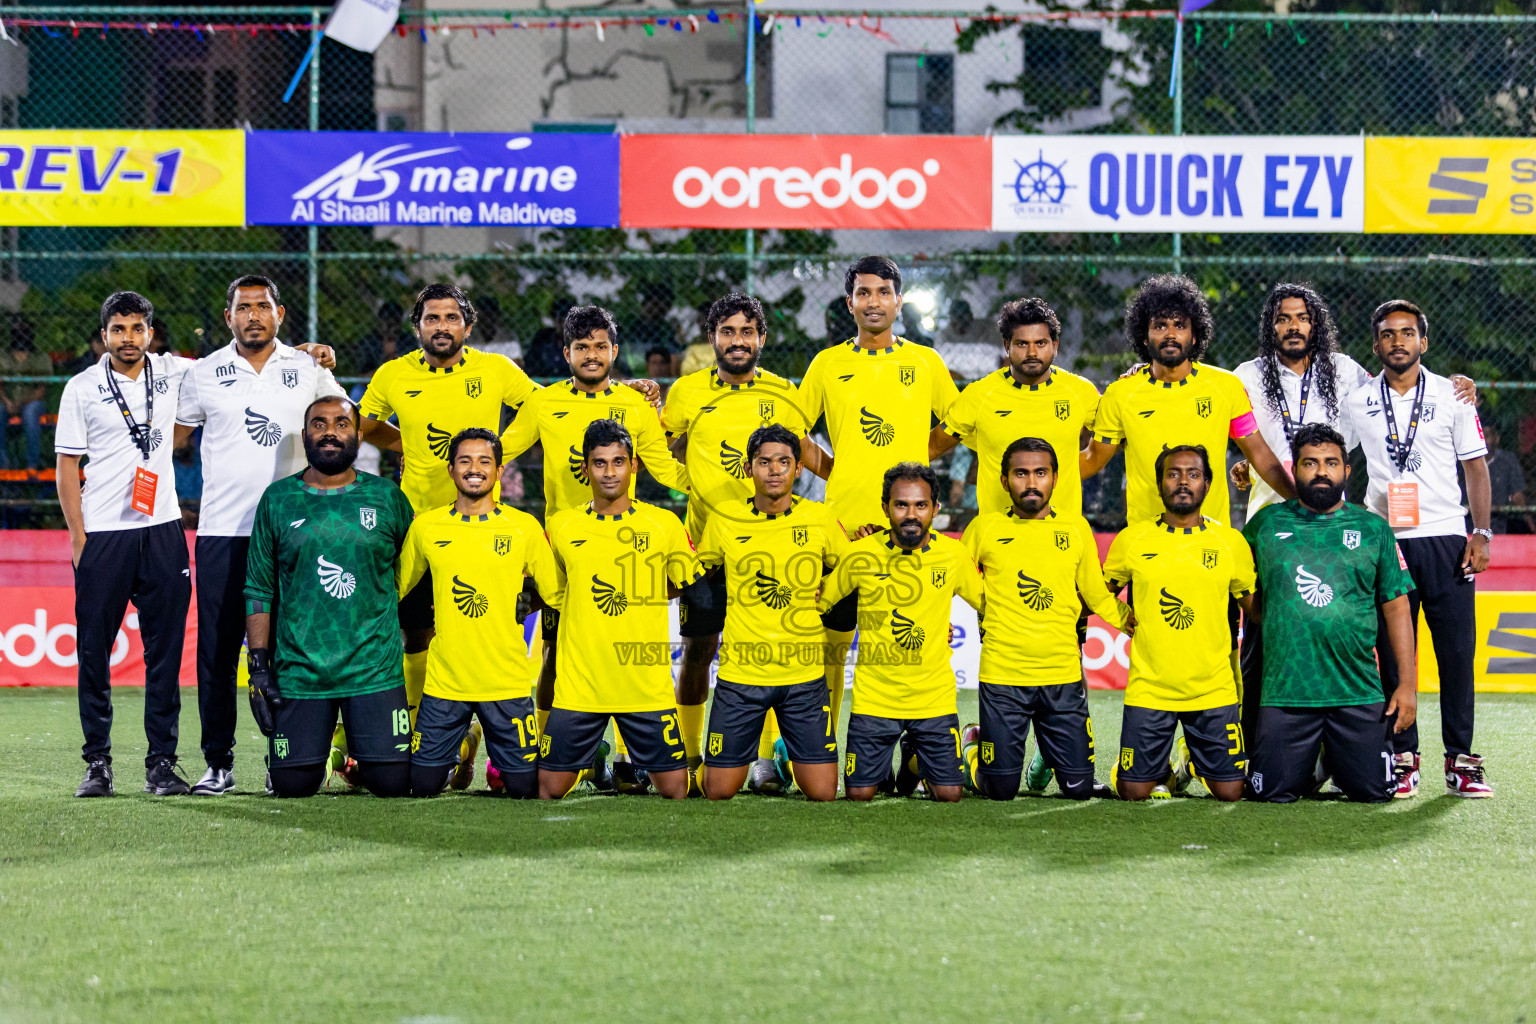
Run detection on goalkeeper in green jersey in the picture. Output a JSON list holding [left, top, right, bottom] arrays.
[[244, 396, 416, 798]]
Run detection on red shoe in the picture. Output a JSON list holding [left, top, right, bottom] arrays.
[[1391, 752, 1420, 800], [1445, 754, 1493, 798]]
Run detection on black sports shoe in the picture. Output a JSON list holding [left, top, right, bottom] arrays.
[[144, 757, 191, 796], [192, 766, 234, 796], [613, 759, 652, 796], [75, 758, 114, 798], [894, 734, 922, 797]]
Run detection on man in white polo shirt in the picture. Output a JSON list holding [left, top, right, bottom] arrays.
[[1346, 299, 1493, 799], [56, 291, 196, 798], [175, 274, 393, 796]]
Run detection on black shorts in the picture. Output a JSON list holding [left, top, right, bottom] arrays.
[[821, 590, 858, 634], [413, 694, 538, 775], [398, 570, 434, 632], [1118, 703, 1244, 783], [1247, 703, 1395, 804], [679, 570, 727, 639], [976, 681, 1095, 779], [270, 687, 412, 767], [706, 677, 837, 768], [844, 712, 963, 789], [539, 708, 686, 774]]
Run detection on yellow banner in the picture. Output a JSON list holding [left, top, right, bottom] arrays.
[[1418, 592, 1536, 694], [0, 130, 244, 226], [1366, 137, 1536, 234]]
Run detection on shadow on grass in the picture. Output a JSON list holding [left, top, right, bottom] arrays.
[[159, 785, 1463, 873]]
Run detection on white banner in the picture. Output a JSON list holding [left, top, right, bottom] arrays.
[[324, 0, 400, 52], [992, 135, 1366, 233]]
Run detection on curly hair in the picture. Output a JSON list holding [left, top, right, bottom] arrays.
[[1258, 283, 1342, 425], [996, 297, 1061, 344], [705, 292, 766, 336], [1123, 274, 1213, 364]]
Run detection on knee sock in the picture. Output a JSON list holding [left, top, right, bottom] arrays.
[[758, 711, 780, 760], [356, 760, 411, 798], [1056, 770, 1095, 801], [411, 763, 453, 797], [824, 627, 853, 727], [500, 770, 538, 799], [613, 725, 630, 762], [979, 770, 1021, 801], [270, 763, 326, 798], [679, 702, 707, 763], [536, 707, 549, 738], [403, 651, 428, 729]]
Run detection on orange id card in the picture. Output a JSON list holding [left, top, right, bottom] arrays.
[[1387, 481, 1419, 528], [131, 466, 158, 515]]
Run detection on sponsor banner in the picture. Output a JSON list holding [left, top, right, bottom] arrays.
[[620, 134, 992, 230], [246, 131, 621, 228], [1365, 137, 1536, 234], [0, 130, 244, 227], [0, 587, 197, 687], [991, 135, 1365, 233], [1418, 593, 1536, 694]]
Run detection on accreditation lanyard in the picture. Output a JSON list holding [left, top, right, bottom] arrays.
[[1278, 362, 1311, 443], [102, 354, 155, 462], [1380, 372, 1425, 473]]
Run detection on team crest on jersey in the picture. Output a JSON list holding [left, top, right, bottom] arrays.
[[1159, 588, 1194, 629], [759, 398, 775, 420], [1054, 530, 1070, 551], [792, 525, 808, 547], [494, 535, 513, 556], [719, 440, 748, 480], [932, 566, 948, 588], [153, 376, 169, 395], [465, 377, 482, 399], [1196, 397, 1212, 418], [708, 732, 723, 757], [282, 369, 299, 389], [245, 408, 282, 447], [980, 741, 994, 765], [1202, 548, 1218, 569], [609, 408, 626, 424], [274, 736, 289, 760], [899, 365, 916, 387], [1120, 747, 1135, 771], [568, 445, 590, 485], [427, 423, 452, 460], [1343, 530, 1361, 550], [452, 576, 489, 618], [631, 531, 651, 553], [1054, 399, 1071, 421], [860, 407, 894, 447], [1249, 771, 1264, 794], [1422, 403, 1436, 422], [359, 507, 377, 530], [591, 574, 628, 616]]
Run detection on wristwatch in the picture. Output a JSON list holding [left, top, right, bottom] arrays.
[[1472, 528, 1494, 544]]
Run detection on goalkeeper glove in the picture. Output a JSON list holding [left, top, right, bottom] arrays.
[[247, 647, 282, 736]]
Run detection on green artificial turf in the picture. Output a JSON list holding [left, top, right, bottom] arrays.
[[2, 686, 1534, 1023]]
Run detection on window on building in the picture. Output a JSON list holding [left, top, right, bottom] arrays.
[[885, 53, 953, 134]]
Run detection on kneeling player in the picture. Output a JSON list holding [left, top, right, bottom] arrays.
[[697, 425, 850, 802], [244, 396, 416, 798], [1103, 445, 1255, 802], [1243, 424, 1417, 803], [538, 419, 704, 800], [820, 462, 981, 801], [960, 438, 1131, 800], [399, 428, 560, 798]]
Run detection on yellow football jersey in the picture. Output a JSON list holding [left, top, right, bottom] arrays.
[[941, 367, 1101, 517], [546, 501, 702, 713], [398, 504, 559, 703], [696, 496, 849, 687], [819, 531, 983, 719], [661, 368, 810, 540], [962, 509, 1129, 688], [499, 380, 690, 520], [798, 339, 959, 528], [1103, 517, 1256, 711], [1094, 363, 1258, 527], [359, 347, 538, 513]]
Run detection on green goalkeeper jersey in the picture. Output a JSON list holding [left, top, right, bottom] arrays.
[[244, 471, 415, 699], [1242, 500, 1413, 708]]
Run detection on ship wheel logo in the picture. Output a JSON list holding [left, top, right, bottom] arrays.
[[1009, 150, 1073, 207]]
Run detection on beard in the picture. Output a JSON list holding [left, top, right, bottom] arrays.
[[304, 432, 360, 475], [1153, 340, 1191, 369], [1014, 489, 1048, 515], [893, 518, 926, 547], [1164, 487, 1203, 515], [1299, 477, 1346, 512], [1278, 332, 1309, 359], [717, 344, 759, 375], [424, 331, 463, 359]]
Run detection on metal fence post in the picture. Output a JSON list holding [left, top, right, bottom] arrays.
[[307, 7, 322, 346], [744, 2, 756, 297], [1171, 10, 1183, 276]]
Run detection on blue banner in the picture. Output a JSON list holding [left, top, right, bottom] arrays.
[[246, 131, 619, 228]]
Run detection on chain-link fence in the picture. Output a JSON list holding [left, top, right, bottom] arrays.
[[2, 5, 1535, 530]]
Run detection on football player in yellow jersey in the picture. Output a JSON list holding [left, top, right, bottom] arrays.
[[661, 293, 833, 787], [499, 305, 689, 792], [930, 297, 1100, 518], [538, 419, 706, 801], [1103, 445, 1256, 802], [797, 257, 960, 779], [957, 438, 1131, 800], [1081, 274, 1294, 527], [398, 428, 559, 799], [696, 424, 850, 802], [819, 462, 983, 802]]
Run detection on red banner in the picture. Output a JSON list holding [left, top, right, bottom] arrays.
[[620, 134, 992, 230]]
